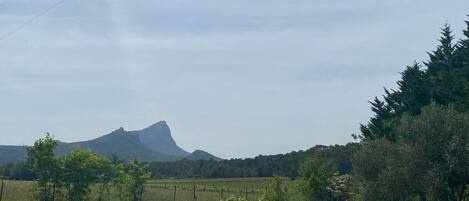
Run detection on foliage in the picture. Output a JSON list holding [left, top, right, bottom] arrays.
[[328, 174, 354, 201], [258, 176, 289, 201], [3, 143, 360, 182], [0, 161, 34, 180], [352, 139, 418, 201], [148, 143, 360, 180], [358, 21, 469, 141], [220, 196, 248, 201], [26, 133, 60, 201], [298, 158, 336, 201], [23, 134, 151, 201], [397, 104, 469, 201], [61, 149, 114, 201], [353, 104, 469, 201], [125, 158, 150, 201]]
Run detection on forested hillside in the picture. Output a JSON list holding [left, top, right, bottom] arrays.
[[148, 143, 360, 179], [0, 143, 360, 180]]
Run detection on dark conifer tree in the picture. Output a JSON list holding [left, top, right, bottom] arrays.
[[359, 20, 469, 141]]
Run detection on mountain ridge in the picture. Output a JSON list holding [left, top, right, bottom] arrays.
[[0, 121, 220, 165]]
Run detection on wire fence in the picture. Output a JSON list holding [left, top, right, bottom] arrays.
[[0, 180, 275, 201], [0, 179, 299, 201], [144, 183, 264, 201]]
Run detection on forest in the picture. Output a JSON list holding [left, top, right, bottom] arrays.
[[1, 18, 469, 201]]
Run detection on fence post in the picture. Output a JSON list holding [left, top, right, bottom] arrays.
[[173, 185, 177, 201], [0, 180, 4, 201], [221, 187, 224, 199], [193, 186, 197, 201], [245, 187, 248, 200]]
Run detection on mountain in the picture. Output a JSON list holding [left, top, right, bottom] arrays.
[[0, 121, 220, 165], [184, 150, 222, 161], [132, 121, 189, 156]]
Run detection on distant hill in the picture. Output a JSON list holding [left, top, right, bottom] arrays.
[[183, 150, 221, 161], [0, 121, 220, 165]]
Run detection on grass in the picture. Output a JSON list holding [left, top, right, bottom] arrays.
[[1, 178, 304, 201]]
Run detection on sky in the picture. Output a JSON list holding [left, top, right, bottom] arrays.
[[0, 0, 468, 159]]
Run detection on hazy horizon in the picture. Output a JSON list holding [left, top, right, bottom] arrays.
[[1, 0, 469, 159]]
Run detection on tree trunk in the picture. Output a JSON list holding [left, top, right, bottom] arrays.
[[44, 184, 48, 201], [52, 183, 56, 201], [419, 192, 427, 201], [457, 185, 466, 201]]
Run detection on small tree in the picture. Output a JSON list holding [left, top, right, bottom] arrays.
[[95, 155, 118, 201], [298, 158, 335, 201], [259, 176, 289, 201], [126, 158, 150, 201], [27, 133, 60, 201], [61, 149, 108, 201]]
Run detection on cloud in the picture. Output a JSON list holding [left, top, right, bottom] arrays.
[[0, 0, 468, 158]]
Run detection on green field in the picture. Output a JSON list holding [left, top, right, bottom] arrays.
[[1, 178, 304, 201]]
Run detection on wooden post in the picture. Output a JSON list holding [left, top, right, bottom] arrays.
[[221, 187, 224, 199], [0, 180, 4, 201], [173, 186, 177, 201], [193, 186, 197, 201], [245, 187, 248, 200]]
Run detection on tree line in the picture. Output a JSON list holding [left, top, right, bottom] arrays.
[[148, 143, 360, 180]]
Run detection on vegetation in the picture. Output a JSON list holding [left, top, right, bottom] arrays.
[[298, 159, 335, 201], [353, 104, 469, 201], [0, 178, 300, 201], [148, 143, 360, 179], [1, 16, 468, 201], [258, 176, 290, 201], [26, 133, 60, 201], [23, 134, 151, 201], [350, 17, 469, 201]]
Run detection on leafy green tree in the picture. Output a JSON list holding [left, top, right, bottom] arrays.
[[126, 158, 150, 201], [95, 157, 119, 201], [354, 104, 469, 201], [61, 149, 110, 201], [259, 176, 289, 201], [298, 158, 335, 201], [397, 104, 469, 201], [26, 133, 60, 201], [352, 139, 421, 201]]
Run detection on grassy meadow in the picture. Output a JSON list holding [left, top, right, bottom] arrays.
[[1, 178, 304, 201]]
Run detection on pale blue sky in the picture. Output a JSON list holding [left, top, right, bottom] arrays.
[[0, 0, 468, 158]]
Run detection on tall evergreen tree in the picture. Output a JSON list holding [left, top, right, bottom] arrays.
[[359, 20, 469, 141], [424, 23, 458, 105], [453, 17, 469, 111]]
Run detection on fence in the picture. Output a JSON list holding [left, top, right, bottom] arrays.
[[144, 183, 263, 201], [0, 180, 4, 201], [0, 181, 272, 201]]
